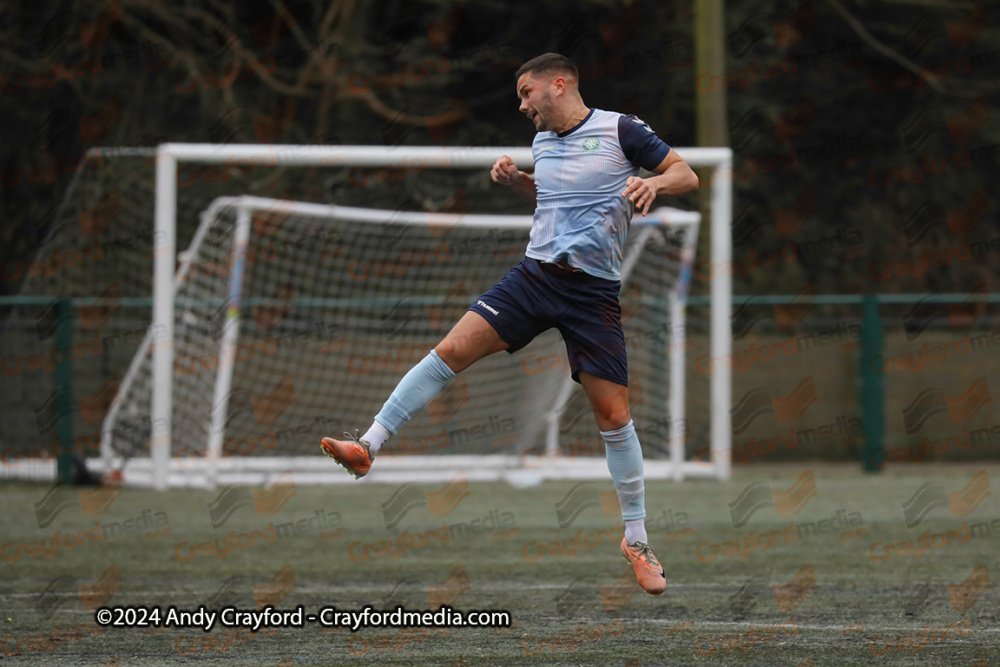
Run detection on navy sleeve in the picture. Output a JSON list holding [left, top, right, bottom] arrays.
[[618, 114, 671, 171]]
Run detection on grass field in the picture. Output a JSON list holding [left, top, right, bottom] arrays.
[[1, 463, 998, 666]]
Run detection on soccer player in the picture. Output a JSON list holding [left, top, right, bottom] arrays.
[[322, 52, 698, 596]]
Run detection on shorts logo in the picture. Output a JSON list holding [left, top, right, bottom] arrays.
[[582, 136, 600, 152], [476, 300, 499, 316]]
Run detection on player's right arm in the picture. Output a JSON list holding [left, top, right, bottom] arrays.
[[490, 155, 536, 205]]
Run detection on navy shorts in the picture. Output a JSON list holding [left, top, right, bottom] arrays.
[[468, 258, 628, 386]]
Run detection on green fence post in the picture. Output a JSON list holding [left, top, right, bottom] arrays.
[[859, 295, 884, 472], [55, 298, 75, 484]]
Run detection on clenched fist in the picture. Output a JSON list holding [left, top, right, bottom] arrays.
[[491, 155, 521, 186]]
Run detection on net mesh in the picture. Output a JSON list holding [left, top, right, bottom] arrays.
[[102, 196, 705, 469], [0, 149, 533, 478], [1, 150, 173, 479], [0, 149, 716, 483]]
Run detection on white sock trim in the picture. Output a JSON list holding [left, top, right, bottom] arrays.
[[362, 420, 392, 456], [624, 519, 647, 545]]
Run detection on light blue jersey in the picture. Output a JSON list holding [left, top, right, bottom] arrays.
[[525, 108, 671, 281]]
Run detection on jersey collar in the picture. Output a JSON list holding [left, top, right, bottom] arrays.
[[557, 108, 594, 138]]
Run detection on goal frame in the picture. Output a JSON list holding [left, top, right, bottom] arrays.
[[129, 144, 733, 489]]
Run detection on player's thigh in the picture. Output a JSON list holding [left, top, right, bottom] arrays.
[[434, 310, 509, 373], [579, 371, 631, 432]]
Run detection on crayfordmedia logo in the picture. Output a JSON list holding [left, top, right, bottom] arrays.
[[1, 623, 103, 656], [349, 343, 434, 375], [521, 617, 624, 656], [727, 12, 770, 58], [175, 524, 278, 562], [868, 522, 973, 563], [175, 335, 277, 375], [947, 564, 991, 612], [33, 377, 120, 436], [697, 524, 798, 562], [380, 472, 471, 528], [347, 241, 450, 281], [444, 509, 518, 541], [554, 482, 620, 529], [348, 627, 451, 656], [773, 564, 818, 612], [697, 508, 864, 562], [275, 509, 344, 540], [33, 472, 123, 528], [174, 626, 277, 656], [426, 379, 471, 424], [207, 471, 296, 528], [598, 567, 639, 612], [695, 617, 798, 655], [902, 282, 987, 341], [203, 574, 253, 610], [647, 507, 692, 532], [78, 563, 122, 610], [731, 378, 818, 436], [900, 470, 990, 528], [730, 283, 816, 340], [728, 470, 819, 528], [727, 571, 770, 621], [102, 508, 171, 541], [522, 526, 622, 562], [378, 576, 425, 610], [348, 524, 450, 562], [35, 575, 78, 619], [426, 565, 469, 609], [868, 616, 971, 655], [554, 577, 598, 617], [902, 378, 991, 436], [900, 580, 934, 618], [351, 509, 518, 562], [447, 415, 517, 446], [252, 563, 296, 609]]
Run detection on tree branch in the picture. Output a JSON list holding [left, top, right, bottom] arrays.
[[821, 0, 946, 92], [170, 5, 312, 96]]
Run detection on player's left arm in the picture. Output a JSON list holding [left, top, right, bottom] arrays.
[[622, 150, 699, 216]]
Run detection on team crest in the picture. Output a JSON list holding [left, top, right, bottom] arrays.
[[582, 136, 600, 152]]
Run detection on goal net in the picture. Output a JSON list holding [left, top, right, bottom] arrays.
[[101, 193, 702, 486], [1, 144, 733, 488]]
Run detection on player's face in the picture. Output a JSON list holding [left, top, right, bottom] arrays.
[[516, 72, 556, 132]]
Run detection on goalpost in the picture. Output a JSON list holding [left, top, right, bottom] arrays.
[[98, 144, 733, 489]]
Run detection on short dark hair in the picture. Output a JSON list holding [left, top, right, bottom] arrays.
[[515, 53, 578, 82]]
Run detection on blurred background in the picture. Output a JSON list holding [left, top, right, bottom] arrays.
[[1, 0, 998, 476]]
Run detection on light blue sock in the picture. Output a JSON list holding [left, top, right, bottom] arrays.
[[374, 349, 455, 436], [602, 420, 646, 541]]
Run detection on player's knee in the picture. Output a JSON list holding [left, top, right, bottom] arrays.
[[434, 342, 462, 372], [596, 405, 630, 430], [437, 336, 481, 373]]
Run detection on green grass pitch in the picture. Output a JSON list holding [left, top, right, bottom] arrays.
[[1, 463, 997, 665]]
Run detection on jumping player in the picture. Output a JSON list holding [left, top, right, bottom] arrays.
[[322, 53, 699, 596]]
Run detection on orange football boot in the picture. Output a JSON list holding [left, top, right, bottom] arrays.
[[320, 430, 374, 479], [621, 538, 666, 595]]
